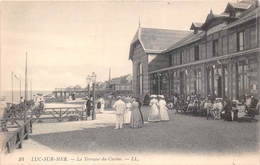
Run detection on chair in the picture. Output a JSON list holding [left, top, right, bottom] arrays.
[[245, 107, 258, 122]]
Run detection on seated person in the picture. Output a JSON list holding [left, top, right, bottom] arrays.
[[237, 101, 246, 122], [245, 95, 252, 108], [188, 98, 196, 107], [167, 95, 174, 109], [212, 100, 219, 119]]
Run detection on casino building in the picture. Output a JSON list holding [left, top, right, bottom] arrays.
[[129, 0, 260, 100]]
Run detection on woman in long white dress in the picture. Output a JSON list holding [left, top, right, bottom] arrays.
[[158, 95, 169, 121], [148, 95, 160, 122], [124, 97, 132, 124], [100, 97, 105, 113]]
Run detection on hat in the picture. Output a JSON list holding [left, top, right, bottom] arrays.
[[151, 95, 156, 98], [159, 95, 164, 99], [116, 96, 122, 99]]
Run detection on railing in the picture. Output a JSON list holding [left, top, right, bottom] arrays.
[[28, 106, 85, 123], [0, 118, 32, 153]]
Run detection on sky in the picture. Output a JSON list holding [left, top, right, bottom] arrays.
[[0, 0, 237, 92]]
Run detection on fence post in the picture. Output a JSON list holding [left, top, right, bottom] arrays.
[[59, 108, 62, 122]]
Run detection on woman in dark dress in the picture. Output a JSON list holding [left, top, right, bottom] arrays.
[[130, 98, 144, 129]]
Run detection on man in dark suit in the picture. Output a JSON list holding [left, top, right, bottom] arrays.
[[86, 95, 93, 119]]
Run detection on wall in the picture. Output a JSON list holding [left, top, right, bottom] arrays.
[[132, 41, 149, 97]]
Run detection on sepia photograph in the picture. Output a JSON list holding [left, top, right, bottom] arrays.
[[0, 0, 259, 164]]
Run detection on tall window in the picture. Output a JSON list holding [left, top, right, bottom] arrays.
[[180, 51, 184, 64], [207, 67, 213, 95], [237, 62, 249, 98], [213, 40, 218, 57], [169, 54, 173, 66], [194, 46, 199, 61], [195, 69, 202, 94], [237, 31, 245, 51], [137, 63, 143, 95]]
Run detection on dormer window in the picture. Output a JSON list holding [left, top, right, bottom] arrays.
[[190, 22, 203, 34], [230, 11, 236, 18]]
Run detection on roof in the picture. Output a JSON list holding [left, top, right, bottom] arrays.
[[224, 2, 252, 13], [190, 22, 203, 30], [223, 6, 260, 29], [165, 31, 205, 52], [166, 1, 259, 52], [201, 10, 229, 30], [129, 27, 191, 60], [74, 84, 81, 88]]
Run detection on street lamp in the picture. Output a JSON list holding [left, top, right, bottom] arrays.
[[91, 72, 97, 120], [86, 75, 91, 97]]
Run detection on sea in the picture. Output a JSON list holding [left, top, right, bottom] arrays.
[[2, 90, 53, 103]]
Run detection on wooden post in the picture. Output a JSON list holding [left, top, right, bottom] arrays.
[[59, 108, 62, 122]]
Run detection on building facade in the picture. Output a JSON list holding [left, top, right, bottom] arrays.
[[129, 28, 192, 96], [109, 74, 133, 91], [130, 0, 260, 100]]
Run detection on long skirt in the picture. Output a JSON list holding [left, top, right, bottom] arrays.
[[159, 107, 169, 121], [124, 108, 132, 124], [130, 109, 143, 129], [148, 104, 160, 122]]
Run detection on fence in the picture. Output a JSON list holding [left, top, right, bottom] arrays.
[[0, 118, 32, 153]]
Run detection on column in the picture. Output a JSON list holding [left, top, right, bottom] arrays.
[[169, 71, 172, 97]]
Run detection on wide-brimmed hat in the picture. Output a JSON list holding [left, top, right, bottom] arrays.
[[159, 95, 164, 99], [151, 95, 157, 98], [116, 96, 122, 99]]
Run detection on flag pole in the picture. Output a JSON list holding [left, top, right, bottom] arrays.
[[20, 74, 21, 104], [30, 79, 32, 100], [12, 71, 14, 102], [24, 52, 28, 123]]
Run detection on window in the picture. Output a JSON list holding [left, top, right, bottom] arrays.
[[194, 46, 199, 61], [230, 11, 235, 18], [237, 62, 249, 98], [237, 31, 245, 51], [169, 54, 173, 66], [180, 51, 184, 64], [137, 63, 143, 95], [213, 40, 218, 57], [195, 69, 202, 94]]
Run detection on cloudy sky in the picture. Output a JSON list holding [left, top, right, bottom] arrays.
[[1, 0, 236, 92]]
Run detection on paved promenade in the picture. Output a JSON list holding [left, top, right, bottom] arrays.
[[1, 106, 259, 165]]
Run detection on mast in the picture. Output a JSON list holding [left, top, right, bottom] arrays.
[[11, 72, 13, 102], [30, 79, 32, 100], [24, 52, 28, 123], [20, 74, 21, 104], [109, 68, 111, 90]]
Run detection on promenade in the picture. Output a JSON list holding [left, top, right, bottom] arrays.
[[1, 106, 259, 165]]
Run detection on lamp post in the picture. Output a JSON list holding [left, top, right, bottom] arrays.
[[91, 72, 97, 120], [86, 75, 91, 97]]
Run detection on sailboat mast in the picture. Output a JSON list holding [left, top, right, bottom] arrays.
[[24, 52, 28, 123], [11, 72, 13, 102]]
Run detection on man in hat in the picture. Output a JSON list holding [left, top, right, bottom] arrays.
[[86, 95, 93, 118], [113, 96, 126, 129]]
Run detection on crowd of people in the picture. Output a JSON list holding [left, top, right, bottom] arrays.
[[162, 91, 260, 122], [112, 94, 170, 130]]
